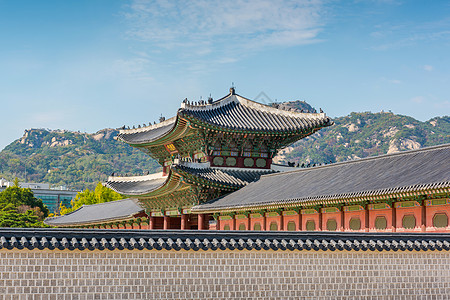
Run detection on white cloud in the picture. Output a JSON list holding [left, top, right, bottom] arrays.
[[423, 65, 433, 71], [410, 96, 425, 104], [110, 58, 154, 81], [122, 0, 325, 60]]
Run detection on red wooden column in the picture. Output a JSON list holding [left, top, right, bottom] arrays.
[[365, 205, 370, 232], [216, 216, 220, 231], [421, 201, 427, 232], [298, 211, 302, 231], [232, 215, 236, 230], [391, 205, 396, 232], [318, 211, 323, 231], [198, 214, 205, 230], [163, 216, 169, 230], [262, 213, 266, 231], [149, 217, 155, 230], [181, 214, 188, 230], [279, 213, 284, 231]]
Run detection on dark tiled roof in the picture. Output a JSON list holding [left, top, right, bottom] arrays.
[[44, 199, 144, 226], [193, 144, 450, 212], [1, 228, 450, 252], [117, 117, 176, 144], [104, 174, 167, 195], [173, 163, 275, 188], [179, 94, 332, 132], [116, 92, 332, 145]]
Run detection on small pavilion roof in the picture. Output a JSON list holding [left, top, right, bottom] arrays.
[[116, 89, 332, 145], [192, 144, 450, 213], [44, 198, 144, 227]]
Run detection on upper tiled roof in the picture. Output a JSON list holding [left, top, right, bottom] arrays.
[[104, 173, 167, 195], [116, 89, 332, 145], [193, 144, 450, 212], [179, 93, 332, 132], [44, 198, 144, 227], [173, 162, 275, 189], [2, 228, 450, 252]]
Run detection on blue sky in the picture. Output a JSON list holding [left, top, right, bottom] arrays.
[[0, 0, 449, 151]]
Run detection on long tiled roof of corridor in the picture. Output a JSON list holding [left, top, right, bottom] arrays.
[[193, 144, 450, 212]]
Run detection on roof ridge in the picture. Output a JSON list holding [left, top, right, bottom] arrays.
[[261, 143, 450, 179], [235, 94, 327, 119], [180, 92, 329, 119]]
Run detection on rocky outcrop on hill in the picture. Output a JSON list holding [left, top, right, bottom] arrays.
[[276, 112, 449, 165]]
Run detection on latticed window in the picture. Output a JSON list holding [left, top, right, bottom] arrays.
[[305, 220, 315, 231], [433, 213, 448, 228], [402, 215, 416, 229], [253, 223, 261, 231], [349, 218, 361, 230], [287, 221, 296, 231], [238, 223, 246, 231], [375, 216, 387, 230], [269, 222, 278, 231], [223, 224, 230, 230], [326, 219, 337, 231]]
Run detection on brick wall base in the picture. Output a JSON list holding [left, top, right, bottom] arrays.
[[1, 249, 449, 299]]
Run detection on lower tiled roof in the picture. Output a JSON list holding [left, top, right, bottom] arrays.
[[173, 163, 275, 188], [1, 228, 450, 252], [44, 198, 144, 226]]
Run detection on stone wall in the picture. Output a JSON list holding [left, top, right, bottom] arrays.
[[1, 249, 449, 299]]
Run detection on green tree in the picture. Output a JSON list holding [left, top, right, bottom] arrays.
[[0, 183, 49, 227], [59, 182, 124, 215]]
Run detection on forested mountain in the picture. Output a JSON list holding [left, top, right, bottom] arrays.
[[0, 128, 160, 190], [0, 105, 448, 191], [275, 112, 450, 165]]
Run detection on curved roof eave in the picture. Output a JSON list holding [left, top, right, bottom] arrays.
[[116, 116, 180, 145]]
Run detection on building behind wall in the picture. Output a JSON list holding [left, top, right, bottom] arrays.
[[0, 179, 78, 213]]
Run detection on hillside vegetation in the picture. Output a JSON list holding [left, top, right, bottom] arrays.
[[275, 112, 450, 165], [0, 129, 160, 190]]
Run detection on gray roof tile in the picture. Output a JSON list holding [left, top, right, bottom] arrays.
[[44, 198, 144, 226], [180, 94, 332, 132]]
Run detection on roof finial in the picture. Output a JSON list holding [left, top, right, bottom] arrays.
[[230, 82, 235, 95]]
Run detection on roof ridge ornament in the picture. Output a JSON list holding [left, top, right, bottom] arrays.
[[230, 83, 235, 95]]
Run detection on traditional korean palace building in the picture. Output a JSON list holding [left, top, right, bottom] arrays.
[[45, 88, 450, 233]]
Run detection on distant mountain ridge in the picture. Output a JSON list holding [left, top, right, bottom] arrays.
[[0, 104, 448, 191], [274, 111, 449, 165]]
